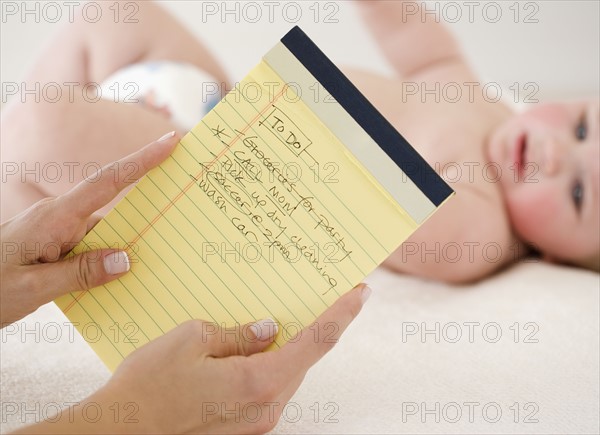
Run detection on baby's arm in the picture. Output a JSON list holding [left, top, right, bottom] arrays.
[[384, 186, 519, 284], [356, 0, 471, 81]]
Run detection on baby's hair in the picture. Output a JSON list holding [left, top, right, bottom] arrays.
[[584, 253, 600, 273], [568, 251, 600, 273]]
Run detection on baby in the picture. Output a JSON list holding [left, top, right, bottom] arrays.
[[352, 1, 599, 282], [1, 1, 598, 284]]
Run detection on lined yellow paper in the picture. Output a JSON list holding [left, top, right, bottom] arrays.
[[55, 28, 452, 371]]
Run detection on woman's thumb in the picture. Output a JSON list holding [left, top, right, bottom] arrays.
[[34, 250, 130, 302], [200, 319, 279, 358]]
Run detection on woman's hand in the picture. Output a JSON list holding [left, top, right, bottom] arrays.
[[110, 284, 370, 434], [15, 284, 370, 435], [0, 131, 179, 326]]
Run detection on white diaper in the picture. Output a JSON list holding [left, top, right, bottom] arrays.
[[100, 61, 222, 131]]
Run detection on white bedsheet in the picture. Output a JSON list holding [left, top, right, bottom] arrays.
[[1, 262, 598, 433]]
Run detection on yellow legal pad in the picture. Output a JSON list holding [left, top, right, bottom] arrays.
[[55, 27, 454, 371]]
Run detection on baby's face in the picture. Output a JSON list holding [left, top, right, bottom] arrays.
[[487, 99, 599, 266]]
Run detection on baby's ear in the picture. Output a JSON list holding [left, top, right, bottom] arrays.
[[541, 253, 559, 264], [582, 253, 600, 273]]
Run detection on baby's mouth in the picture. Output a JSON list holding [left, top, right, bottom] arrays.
[[514, 133, 528, 180]]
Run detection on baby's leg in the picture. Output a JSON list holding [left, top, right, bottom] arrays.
[[1, 2, 227, 221], [21, 1, 228, 86], [1, 94, 181, 220]]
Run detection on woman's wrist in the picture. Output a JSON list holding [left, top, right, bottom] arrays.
[[11, 386, 155, 435]]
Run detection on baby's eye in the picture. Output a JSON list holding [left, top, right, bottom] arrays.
[[572, 181, 584, 212], [575, 118, 587, 141]]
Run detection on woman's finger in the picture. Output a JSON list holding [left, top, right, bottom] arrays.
[[57, 131, 178, 219], [86, 213, 104, 233], [31, 249, 130, 303], [261, 284, 371, 385]]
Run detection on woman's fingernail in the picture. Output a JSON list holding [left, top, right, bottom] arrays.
[[249, 318, 278, 341], [157, 131, 175, 142], [360, 285, 372, 305], [104, 251, 130, 275]]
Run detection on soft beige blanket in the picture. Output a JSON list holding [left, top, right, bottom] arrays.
[[2, 262, 598, 434]]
